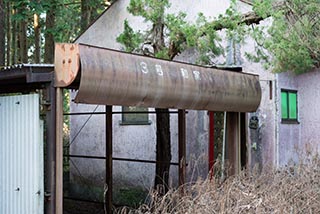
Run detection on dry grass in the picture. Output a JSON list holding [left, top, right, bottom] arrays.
[[116, 157, 320, 214]]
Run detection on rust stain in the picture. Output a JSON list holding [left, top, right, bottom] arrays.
[[73, 44, 261, 112]]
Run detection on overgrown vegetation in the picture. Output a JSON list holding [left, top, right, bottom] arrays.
[[116, 156, 320, 213], [114, 187, 148, 208], [248, 0, 320, 74], [117, 0, 320, 74], [116, 0, 223, 64], [0, 0, 112, 65]]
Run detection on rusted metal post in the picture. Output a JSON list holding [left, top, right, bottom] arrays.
[[105, 105, 113, 214], [226, 112, 240, 175], [55, 88, 64, 214], [208, 111, 214, 179], [178, 109, 186, 188], [221, 112, 227, 181], [45, 81, 56, 214]]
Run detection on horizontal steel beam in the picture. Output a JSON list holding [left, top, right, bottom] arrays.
[[65, 154, 179, 165], [62, 110, 185, 116], [55, 43, 261, 112]]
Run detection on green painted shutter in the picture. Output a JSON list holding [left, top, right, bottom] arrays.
[[281, 91, 288, 119], [289, 92, 297, 119]]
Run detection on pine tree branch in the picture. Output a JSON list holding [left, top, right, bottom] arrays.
[[239, 0, 254, 6], [211, 2, 286, 31]]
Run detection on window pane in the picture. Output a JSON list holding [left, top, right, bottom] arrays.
[[122, 106, 149, 124], [281, 92, 288, 119], [289, 92, 297, 119]]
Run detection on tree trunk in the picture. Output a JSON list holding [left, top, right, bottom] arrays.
[[153, 21, 172, 194], [11, 9, 16, 64], [19, 18, 28, 63], [0, 0, 5, 66], [34, 12, 40, 63], [15, 3, 27, 64], [81, 0, 91, 31], [44, 1, 56, 63], [154, 108, 171, 194], [6, 1, 10, 66]]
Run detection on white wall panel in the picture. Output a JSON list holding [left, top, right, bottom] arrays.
[[0, 94, 43, 214]]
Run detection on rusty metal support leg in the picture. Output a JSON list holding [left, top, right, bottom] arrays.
[[55, 88, 63, 214], [208, 111, 215, 179], [105, 105, 113, 214], [178, 109, 186, 189], [226, 112, 240, 176], [45, 82, 56, 214]]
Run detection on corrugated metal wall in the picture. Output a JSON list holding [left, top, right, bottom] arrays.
[[0, 94, 44, 214]]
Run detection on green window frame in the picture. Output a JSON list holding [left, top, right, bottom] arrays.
[[281, 89, 298, 123], [120, 106, 151, 125]]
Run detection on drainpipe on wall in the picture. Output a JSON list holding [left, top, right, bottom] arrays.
[[274, 75, 280, 168]]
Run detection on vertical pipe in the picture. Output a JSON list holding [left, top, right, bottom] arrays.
[[45, 82, 56, 214], [208, 111, 214, 179], [221, 111, 227, 181], [238, 112, 241, 171], [55, 88, 63, 214], [105, 105, 113, 214], [275, 77, 280, 168], [269, 80, 273, 100], [178, 109, 186, 189]]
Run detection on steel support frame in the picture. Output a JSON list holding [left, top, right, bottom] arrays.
[[65, 154, 179, 165], [55, 88, 64, 214], [226, 112, 241, 175], [208, 111, 215, 178], [105, 105, 113, 214], [44, 81, 56, 214], [178, 110, 186, 188]]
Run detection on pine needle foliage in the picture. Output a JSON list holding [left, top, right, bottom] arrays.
[[116, 0, 223, 64], [250, 0, 320, 74]]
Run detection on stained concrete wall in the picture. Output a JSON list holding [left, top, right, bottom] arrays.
[[238, 17, 277, 169], [277, 69, 320, 166], [69, 0, 277, 201]]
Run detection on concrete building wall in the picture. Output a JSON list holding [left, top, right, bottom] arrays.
[[277, 69, 320, 166], [239, 18, 277, 169], [277, 72, 300, 166]]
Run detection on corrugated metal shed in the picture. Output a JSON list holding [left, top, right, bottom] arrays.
[[0, 94, 44, 214]]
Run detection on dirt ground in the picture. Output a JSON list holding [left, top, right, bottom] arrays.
[[63, 199, 105, 214]]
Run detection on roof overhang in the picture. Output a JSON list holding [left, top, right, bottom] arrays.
[[0, 64, 54, 94]]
